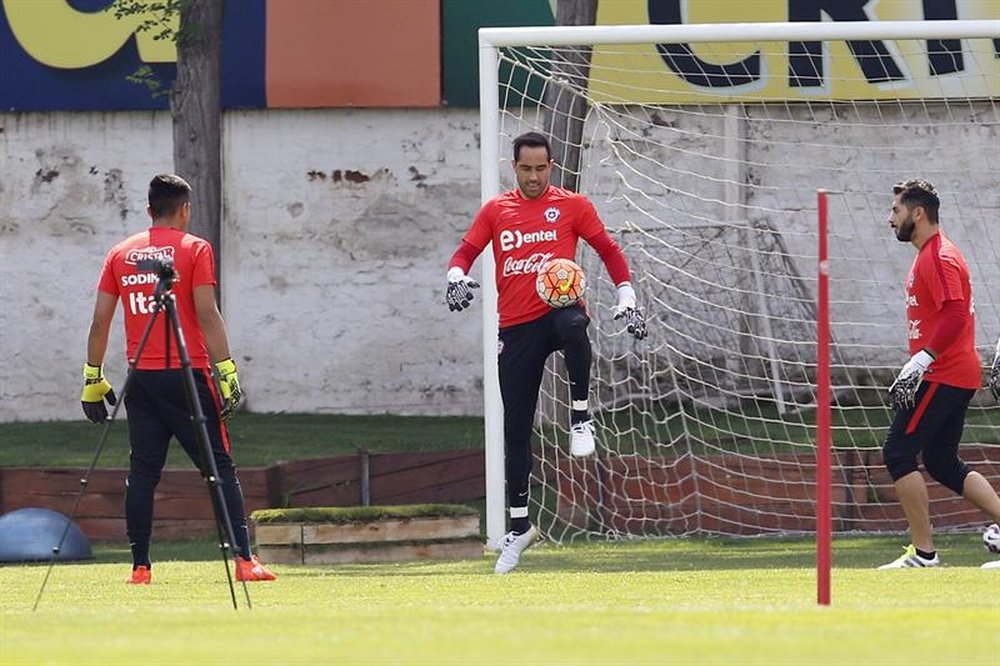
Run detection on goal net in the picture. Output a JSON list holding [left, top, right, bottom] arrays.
[[479, 21, 1000, 545]]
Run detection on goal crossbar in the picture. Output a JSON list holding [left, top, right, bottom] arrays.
[[480, 20, 1000, 48]]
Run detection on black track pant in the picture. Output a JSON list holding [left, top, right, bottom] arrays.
[[124, 368, 251, 562], [498, 305, 591, 515]]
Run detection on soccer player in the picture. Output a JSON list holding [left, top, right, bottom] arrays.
[[81, 174, 276, 584], [445, 132, 647, 574], [881, 178, 1000, 569]]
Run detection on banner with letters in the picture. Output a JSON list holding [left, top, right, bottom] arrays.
[[591, 0, 1000, 102]]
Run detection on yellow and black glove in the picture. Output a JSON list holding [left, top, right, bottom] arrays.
[[215, 358, 243, 421], [81, 363, 117, 423]]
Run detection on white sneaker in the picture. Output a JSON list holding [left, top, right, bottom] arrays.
[[494, 526, 539, 574], [570, 420, 596, 457], [982, 560, 1000, 569], [878, 544, 940, 569]]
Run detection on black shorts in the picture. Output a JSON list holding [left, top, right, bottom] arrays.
[[882, 381, 975, 491]]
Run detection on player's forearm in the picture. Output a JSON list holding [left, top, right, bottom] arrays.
[[199, 308, 233, 363], [86, 321, 110, 366], [86, 291, 117, 365]]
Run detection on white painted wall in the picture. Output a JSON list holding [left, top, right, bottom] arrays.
[[0, 109, 487, 422], [2, 104, 999, 423]]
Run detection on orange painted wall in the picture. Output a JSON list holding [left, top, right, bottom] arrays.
[[266, 0, 440, 108]]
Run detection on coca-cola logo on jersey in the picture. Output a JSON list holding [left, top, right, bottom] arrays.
[[498, 228, 558, 252], [503, 251, 554, 277], [124, 246, 175, 266]]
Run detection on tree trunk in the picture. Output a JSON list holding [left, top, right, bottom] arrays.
[[172, 0, 224, 284], [544, 0, 598, 192]]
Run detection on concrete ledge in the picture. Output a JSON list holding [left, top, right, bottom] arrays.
[[251, 504, 483, 564]]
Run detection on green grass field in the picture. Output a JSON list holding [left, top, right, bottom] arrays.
[[5, 405, 1000, 469], [2, 536, 998, 665], [0, 414, 486, 467], [3, 416, 999, 663]]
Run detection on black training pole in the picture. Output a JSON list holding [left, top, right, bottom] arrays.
[[158, 283, 250, 610]]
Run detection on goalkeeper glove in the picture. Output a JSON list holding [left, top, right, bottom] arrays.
[[215, 358, 243, 421], [81, 363, 117, 424], [612, 283, 647, 340], [989, 343, 1000, 402], [888, 349, 934, 410], [446, 267, 480, 312]]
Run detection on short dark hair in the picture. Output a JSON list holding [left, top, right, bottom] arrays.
[[513, 132, 551, 162], [893, 178, 940, 224], [148, 174, 191, 218]]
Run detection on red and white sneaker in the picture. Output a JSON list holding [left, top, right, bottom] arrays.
[[235, 555, 276, 582], [127, 565, 151, 585]]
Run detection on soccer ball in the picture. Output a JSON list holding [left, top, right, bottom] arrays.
[[984, 523, 1000, 554], [536, 258, 585, 308]]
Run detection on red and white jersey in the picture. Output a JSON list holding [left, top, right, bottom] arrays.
[[462, 186, 607, 327], [97, 227, 216, 370], [905, 232, 980, 389]]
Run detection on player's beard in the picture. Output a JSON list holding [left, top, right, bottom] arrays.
[[895, 214, 915, 242]]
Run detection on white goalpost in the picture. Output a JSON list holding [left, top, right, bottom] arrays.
[[478, 20, 1000, 562]]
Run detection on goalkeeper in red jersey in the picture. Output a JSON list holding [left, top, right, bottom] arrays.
[[880, 179, 1000, 570], [445, 132, 647, 573], [81, 174, 275, 584]]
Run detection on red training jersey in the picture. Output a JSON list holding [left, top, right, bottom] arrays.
[[461, 186, 610, 328], [97, 226, 216, 370], [904, 232, 980, 389]]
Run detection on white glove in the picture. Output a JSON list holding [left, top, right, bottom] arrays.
[[888, 349, 934, 410], [446, 267, 480, 312], [612, 282, 646, 340]]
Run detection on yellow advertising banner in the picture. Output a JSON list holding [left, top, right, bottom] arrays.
[[591, 0, 1000, 102]]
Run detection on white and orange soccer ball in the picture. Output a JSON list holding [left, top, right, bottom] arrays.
[[536, 258, 585, 308]]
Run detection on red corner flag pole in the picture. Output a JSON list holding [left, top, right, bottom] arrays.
[[816, 189, 832, 606]]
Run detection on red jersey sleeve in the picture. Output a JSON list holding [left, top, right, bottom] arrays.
[[448, 241, 481, 274], [927, 299, 969, 356], [190, 239, 217, 287], [97, 250, 119, 296], [462, 199, 496, 251], [573, 196, 631, 285], [586, 230, 631, 286], [921, 251, 964, 308], [571, 196, 604, 239]]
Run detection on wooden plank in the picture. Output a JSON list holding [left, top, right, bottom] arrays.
[[255, 524, 303, 546], [257, 543, 304, 565], [275, 457, 360, 491], [302, 516, 480, 545], [369, 453, 484, 504], [303, 539, 483, 564]]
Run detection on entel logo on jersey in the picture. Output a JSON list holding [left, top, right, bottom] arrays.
[[499, 228, 558, 252], [125, 246, 175, 266]]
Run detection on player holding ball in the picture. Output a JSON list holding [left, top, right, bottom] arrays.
[[445, 131, 646, 573]]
